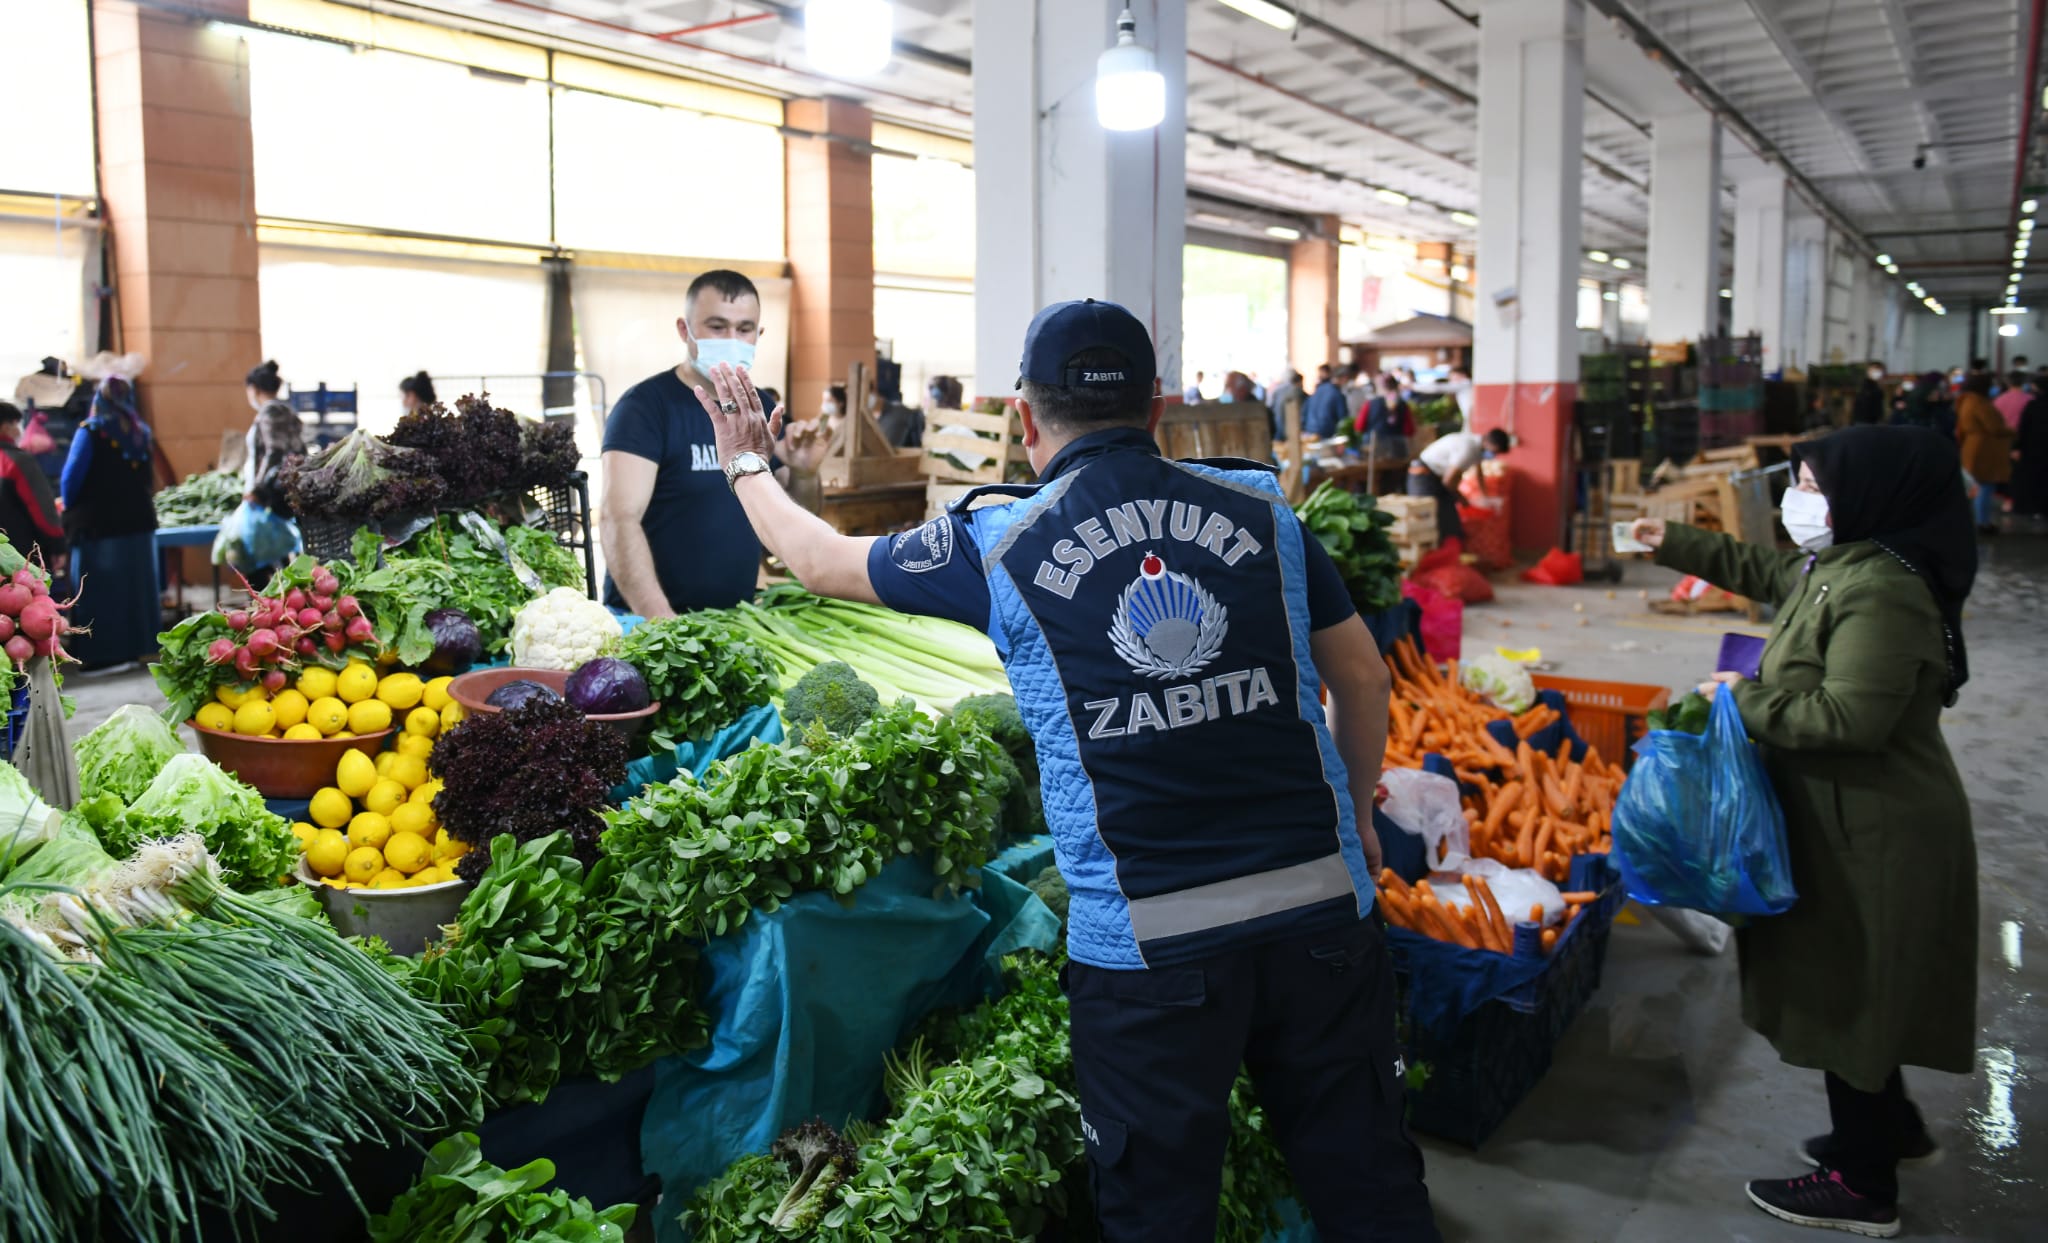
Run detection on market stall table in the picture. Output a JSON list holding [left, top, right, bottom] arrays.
[[154, 523, 222, 616]]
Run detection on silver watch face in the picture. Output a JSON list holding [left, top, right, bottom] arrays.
[[726, 451, 770, 480]]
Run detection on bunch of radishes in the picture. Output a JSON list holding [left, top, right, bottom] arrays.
[[203, 561, 376, 690], [0, 563, 76, 667]]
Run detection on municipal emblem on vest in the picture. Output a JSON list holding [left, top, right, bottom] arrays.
[[1109, 552, 1227, 679]]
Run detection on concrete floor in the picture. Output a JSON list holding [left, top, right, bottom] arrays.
[[59, 533, 2047, 1242]]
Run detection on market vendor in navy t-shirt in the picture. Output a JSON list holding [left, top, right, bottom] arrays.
[[598, 270, 829, 616]]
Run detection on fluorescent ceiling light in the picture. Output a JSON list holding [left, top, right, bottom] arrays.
[[1884, 264, 1899, 273], [1991, 305, 2029, 314], [1264, 225, 1302, 241], [807, 0, 893, 78], [1611, 256, 1632, 269], [2000, 322, 2021, 336], [1374, 188, 1411, 206], [1586, 250, 1611, 263], [1450, 264, 1470, 281], [1449, 210, 1479, 226], [2026, 199, 2040, 214], [1874, 253, 1892, 265], [1096, 8, 1165, 131], [1719, 288, 1732, 298], [1601, 291, 1619, 302], [2022, 219, 2037, 232], [1217, 0, 1299, 30]]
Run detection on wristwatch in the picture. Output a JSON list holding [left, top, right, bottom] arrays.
[[723, 450, 774, 488]]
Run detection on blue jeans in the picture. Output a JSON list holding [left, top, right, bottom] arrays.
[[1974, 483, 2000, 527]]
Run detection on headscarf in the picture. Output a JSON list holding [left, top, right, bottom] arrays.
[[1794, 426, 1977, 702], [81, 376, 152, 465]]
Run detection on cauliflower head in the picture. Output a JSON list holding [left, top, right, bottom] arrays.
[[510, 587, 622, 671]]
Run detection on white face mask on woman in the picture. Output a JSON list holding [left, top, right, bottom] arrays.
[[1781, 487, 1834, 551]]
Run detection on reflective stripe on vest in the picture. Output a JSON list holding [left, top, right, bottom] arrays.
[[1124, 852, 1356, 945]]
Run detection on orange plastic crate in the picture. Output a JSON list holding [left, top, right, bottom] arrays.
[[1530, 674, 1670, 768]]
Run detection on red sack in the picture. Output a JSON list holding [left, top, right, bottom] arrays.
[[1413, 538, 1464, 576], [1520, 548, 1584, 587], [1414, 563, 1495, 604], [1402, 580, 1464, 661], [1459, 505, 1511, 571]]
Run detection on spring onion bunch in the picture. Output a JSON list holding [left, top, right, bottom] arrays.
[[1, 836, 482, 1241], [730, 585, 1008, 713]]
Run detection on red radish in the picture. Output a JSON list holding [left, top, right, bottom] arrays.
[[246, 628, 279, 658], [13, 567, 42, 592], [233, 647, 258, 678], [0, 584, 31, 617], [310, 566, 339, 596], [284, 588, 308, 611], [0, 616, 15, 643], [33, 636, 62, 659], [17, 596, 59, 642], [297, 636, 318, 656], [336, 595, 361, 620], [322, 612, 343, 634], [226, 609, 250, 631], [323, 630, 346, 653], [309, 593, 333, 613], [344, 615, 375, 644], [262, 669, 288, 693], [296, 607, 323, 630], [4, 636, 31, 664], [207, 637, 236, 663]]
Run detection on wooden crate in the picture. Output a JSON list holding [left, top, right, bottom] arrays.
[[1155, 402, 1274, 460], [925, 407, 1029, 485], [925, 479, 1019, 521], [819, 359, 929, 489], [1374, 494, 1437, 544]]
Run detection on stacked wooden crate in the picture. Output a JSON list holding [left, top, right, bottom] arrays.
[[924, 406, 1029, 519], [1375, 495, 1440, 568]]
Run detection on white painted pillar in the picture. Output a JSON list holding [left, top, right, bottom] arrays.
[[1472, 0, 1584, 550], [1785, 209, 1827, 373], [1731, 172, 1788, 371], [971, 0, 1187, 400], [1646, 109, 1722, 347]]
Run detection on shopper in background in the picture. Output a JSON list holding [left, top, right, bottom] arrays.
[[0, 402, 64, 563], [398, 370, 438, 413], [1343, 365, 1373, 428], [597, 268, 826, 619], [1267, 368, 1305, 438], [1409, 427, 1509, 544], [243, 386, 305, 504], [1445, 365, 1475, 423], [60, 377, 160, 669], [820, 383, 847, 424], [1183, 370, 1204, 403], [1954, 373, 2013, 533], [1357, 372, 1413, 460], [697, 297, 1438, 1242], [1851, 363, 1887, 425], [241, 360, 291, 484], [1994, 369, 2032, 431], [2012, 379, 2048, 520], [874, 379, 924, 449], [1301, 364, 1346, 439], [1631, 425, 1977, 1239]]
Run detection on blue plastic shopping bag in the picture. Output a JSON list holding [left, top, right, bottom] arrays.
[[211, 499, 300, 569], [1611, 689, 1796, 917]]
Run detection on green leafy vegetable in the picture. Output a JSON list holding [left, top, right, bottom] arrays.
[[0, 760, 63, 865], [604, 612, 778, 755], [1648, 690, 1712, 735], [152, 469, 245, 526], [111, 754, 296, 890], [76, 704, 186, 804], [729, 585, 1009, 714], [1295, 482, 1405, 615], [369, 1131, 636, 1243], [953, 693, 1042, 842], [354, 514, 584, 662]]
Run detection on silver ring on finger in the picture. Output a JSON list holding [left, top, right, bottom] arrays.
[[718, 399, 740, 414]]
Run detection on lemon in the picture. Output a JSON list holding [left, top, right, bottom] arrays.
[[403, 705, 440, 738], [441, 702, 467, 733], [388, 753, 427, 792], [334, 729, 355, 738], [194, 702, 235, 732], [215, 681, 265, 709], [363, 778, 407, 817], [370, 867, 407, 889], [267, 688, 309, 730], [432, 834, 461, 863], [307, 786, 351, 828], [337, 662, 379, 704], [410, 777, 443, 806], [308, 696, 349, 735], [422, 676, 454, 712], [348, 810, 392, 849], [335, 749, 378, 799], [231, 700, 276, 736], [375, 751, 399, 779], [376, 672, 424, 711], [296, 665, 339, 700], [290, 821, 317, 845], [343, 846, 383, 883], [390, 800, 434, 838], [396, 732, 435, 759], [347, 698, 393, 735], [302, 827, 347, 876], [383, 830, 431, 874], [283, 722, 324, 740]]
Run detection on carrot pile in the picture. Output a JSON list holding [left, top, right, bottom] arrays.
[[1377, 868, 1602, 957], [1373, 637, 1622, 957]]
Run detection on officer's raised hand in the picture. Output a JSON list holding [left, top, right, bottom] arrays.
[[697, 361, 780, 468]]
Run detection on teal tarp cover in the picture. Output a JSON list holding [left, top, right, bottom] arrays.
[[613, 701, 785, 801], [645, 837, 1062, 1242]]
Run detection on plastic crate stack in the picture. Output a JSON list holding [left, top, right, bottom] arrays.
[[1696, 334, 1763, 447]]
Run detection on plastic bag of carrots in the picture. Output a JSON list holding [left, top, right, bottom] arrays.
[[1377, 867, 1601, 958]]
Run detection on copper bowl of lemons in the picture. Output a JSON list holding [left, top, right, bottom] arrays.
[[185, 662, 469, 800]]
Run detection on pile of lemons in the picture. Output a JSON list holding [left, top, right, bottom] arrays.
[[194, 661, 467, 742], [291, 674, 473, 890]]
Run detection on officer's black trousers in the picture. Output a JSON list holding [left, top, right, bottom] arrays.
[[1066, 916, 1440, 1242]]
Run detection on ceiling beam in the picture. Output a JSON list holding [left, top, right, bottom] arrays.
[[1738, 0, 1904, 220], [1870, 0, 1959, 215]]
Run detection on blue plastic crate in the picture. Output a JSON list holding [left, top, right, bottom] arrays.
[[4, 682, 28, 757]]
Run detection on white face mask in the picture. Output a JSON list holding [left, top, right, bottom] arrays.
[[1868, 370, 1884, 382], [1781, 487, 1834, 551], [693, 336, 756, 372]]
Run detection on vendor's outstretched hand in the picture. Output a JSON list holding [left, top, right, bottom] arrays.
[[782, 416, 830, 477]]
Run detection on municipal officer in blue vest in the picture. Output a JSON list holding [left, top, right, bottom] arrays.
[[696, 299, 1438, 1241]]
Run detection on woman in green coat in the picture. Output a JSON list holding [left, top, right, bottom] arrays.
[[1632, 425, 1978, 1239]]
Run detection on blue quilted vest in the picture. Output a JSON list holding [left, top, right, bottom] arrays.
[[955, 431, 1372, 969]]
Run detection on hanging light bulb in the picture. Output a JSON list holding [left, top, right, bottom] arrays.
[[806, 0, 894, 77], [1096, 8, 1165, 132]]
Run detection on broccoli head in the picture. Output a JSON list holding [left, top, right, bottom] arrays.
[[952, 693, 1043, 841], [1026, 865, 1069, 926], [766, 1119, 857, 1231], [783, 661, 881, 735]]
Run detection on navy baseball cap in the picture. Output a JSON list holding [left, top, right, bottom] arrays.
[[1016, 298, 1157, 390]]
